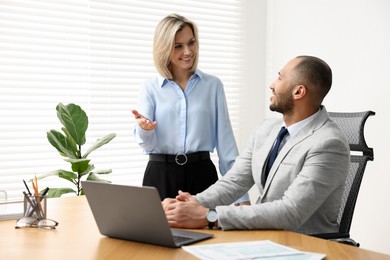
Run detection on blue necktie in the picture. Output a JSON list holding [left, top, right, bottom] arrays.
[[262, 127, 288, 186]]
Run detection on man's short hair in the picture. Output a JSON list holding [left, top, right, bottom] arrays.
[[294, 56, 332, 102]]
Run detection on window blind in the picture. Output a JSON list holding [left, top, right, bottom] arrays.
[[0, 0, 245, 200]]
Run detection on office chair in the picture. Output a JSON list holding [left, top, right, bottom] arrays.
[[311, 110, 375, 247]]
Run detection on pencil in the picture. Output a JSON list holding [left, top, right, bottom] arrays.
[[32, 175, 45, 219]]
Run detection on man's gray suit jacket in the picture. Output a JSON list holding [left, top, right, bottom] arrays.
[[196, 106, 350, 234]]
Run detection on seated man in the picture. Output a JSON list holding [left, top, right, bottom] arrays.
[[162, 55, 350, 235]]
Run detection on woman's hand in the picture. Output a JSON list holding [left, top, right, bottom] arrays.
[[131, 109, 157, 130]]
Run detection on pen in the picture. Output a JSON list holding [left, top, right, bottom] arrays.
[[41, 187, 50, 197], [23, 179, 32, 196]]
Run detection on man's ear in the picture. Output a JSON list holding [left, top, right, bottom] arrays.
[[292, 85, 306, 100]]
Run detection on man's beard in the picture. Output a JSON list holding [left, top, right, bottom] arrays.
[[269, 92, 294, 114]]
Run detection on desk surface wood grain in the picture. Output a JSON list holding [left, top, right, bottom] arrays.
[[0, 196, 389, 260]]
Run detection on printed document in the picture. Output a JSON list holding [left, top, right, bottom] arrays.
[[182, 240, 326, 259]]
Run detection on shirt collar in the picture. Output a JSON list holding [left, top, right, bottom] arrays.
[[157, 69, 202, 88], [285, 108, 321, 138]]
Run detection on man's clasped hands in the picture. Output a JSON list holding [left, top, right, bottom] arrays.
[[162, 191, 210, 229]]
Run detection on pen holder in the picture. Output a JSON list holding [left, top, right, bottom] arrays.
[[23, 195, 47, 219]]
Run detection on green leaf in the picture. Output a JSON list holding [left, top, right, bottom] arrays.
[[47, 130, 78, 159], [86, 172, 112, 183], [47, 188, 76, 198], [79, 164, 95, 177], [36, 170, 64, 179], [83, 133, 116, 158], [93, 169, 112, 175], [56, 103, 88, 146], [58, 170, 78, 185], [64, 158, 91, 173], [61, 127, 79, 157]]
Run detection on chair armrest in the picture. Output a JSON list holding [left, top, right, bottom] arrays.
[[310, 232, 350, 239], [310, 232, 360, 247]]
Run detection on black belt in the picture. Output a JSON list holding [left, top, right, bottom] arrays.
[[149, 151, 210, 166]]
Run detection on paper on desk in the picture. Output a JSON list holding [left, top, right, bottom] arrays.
[[0, 200, 24, 220], [182, 240, 326, 260]]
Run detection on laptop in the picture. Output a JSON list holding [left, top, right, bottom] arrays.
[[81, 181, 213, 248]]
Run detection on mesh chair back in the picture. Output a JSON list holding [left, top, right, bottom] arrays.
[[329, 111, 374, 159], [337, 155, 371, 234], [328, 111, 375, 238]]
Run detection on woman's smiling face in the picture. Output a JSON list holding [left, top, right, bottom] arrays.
[[169, 25, 198, 73]]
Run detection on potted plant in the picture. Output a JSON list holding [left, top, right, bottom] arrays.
[[38, 103, 116, 198]]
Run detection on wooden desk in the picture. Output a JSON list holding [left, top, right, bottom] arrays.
[[0, 196, 389, 260]]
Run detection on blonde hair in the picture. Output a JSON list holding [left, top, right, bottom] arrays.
[[153, 14, 199, 79]]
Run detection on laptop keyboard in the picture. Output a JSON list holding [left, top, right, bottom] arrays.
[[173, 235, 193, 245]]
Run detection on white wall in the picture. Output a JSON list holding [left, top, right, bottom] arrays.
[[245, 0, 390, 255]]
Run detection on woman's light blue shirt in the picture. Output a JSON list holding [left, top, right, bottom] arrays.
[[134, 69, 239, 176]]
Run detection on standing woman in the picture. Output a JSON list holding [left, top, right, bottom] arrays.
[[132, 14, 249, 204]]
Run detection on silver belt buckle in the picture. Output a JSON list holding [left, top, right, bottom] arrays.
[[175, 153, 187, 165]]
